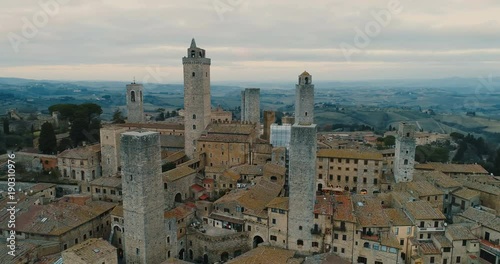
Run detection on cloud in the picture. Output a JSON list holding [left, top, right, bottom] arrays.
[[1, 0, 499, 81]]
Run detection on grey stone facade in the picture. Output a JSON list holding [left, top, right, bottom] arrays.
[[295, 71, 314, 125], [287, 124, 317, 254], [394, 122, 417, 183], [126, 83, 144, 123], [183, 39, 212, 159], [120, 131, 166, 263], [241, 88, 260, 125]]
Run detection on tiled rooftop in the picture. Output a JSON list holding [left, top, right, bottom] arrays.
[[404, 200, 446, 220], [63, 238, 116, 263], [452, 187, 480, 200], [383, 208, 413, 226], [407, 181, 444, 197], [226, 246, 296, 264], [58, 144, 100, 160], [333, 195, 356, 223], [415, 163, 488, 174], [163, 165, 196, 182], [460, 207, 500, 231], [266, 197, 289, 211], [90, 176, 122, 188], [445, 224, 477, 241]]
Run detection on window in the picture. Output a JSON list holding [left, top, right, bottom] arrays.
[[430, 257, 435, 263], [272, 219, 276, 224], [193, 125, 196, 130], [337, 175, 341, 181], [270, 235, 277, 241], [345, 176, 349, 182], [404, 159, 408, 165], [192, 72, 195, 77], [400, 239, 404, 245], [353, 177, 357, 182], [456, 257, 461, 263], [299, 226, 302, 230], [136, 248, 140, 255], [420, 221, 425, 228], [341, 248, 345, 253], [462, 240, 466, 246], [334, 233, 338, 239], [297, 240, 303, 246], [315, 214, 318, 219], [342, 235, 347, 241], [247, 225, 252, 231], [312, 242, 319, 247], [318, 173, 323, 179], [333, 246, 337, 252], [363, 242, 370, 248], [130, 91, 136, 102]]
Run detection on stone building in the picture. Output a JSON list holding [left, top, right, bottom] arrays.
[[211, 107, 232, 123], [241, 88, 260, 126], [121, 131, 166, 263], [58, 144, 101, 182], [316, 149, 384, 195], [266, 197, 289, 248], [100, 125, 129, 177], [84, 176, 123, 203], [62, 238, 117, 264], [183, 38, 212, 159], [394, 122, 416, 183], [126, 82, 144, 123], [288, 71, 317, 254], [163, 165, 198, 210]]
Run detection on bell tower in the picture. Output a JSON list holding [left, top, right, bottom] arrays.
[[182, 38, 212, 159], [126, 80, 144, 123]]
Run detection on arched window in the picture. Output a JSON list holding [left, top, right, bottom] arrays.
[[193, 125, 196, 130], [404, 159, 408, 165], [192, 72, 195, 77], [193, 114, 196, 119], [81, 171, 85, 181], [305, 77, 309, 84], [191, 50, 195, 58], [364, 242, 370, 248], [305, 112, 308, 117], [130, 91, 136, 102]]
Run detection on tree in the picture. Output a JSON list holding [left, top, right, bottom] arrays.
[[492, 148, 500, 176], [58, 137, 73, 152], [383, 136, 396, 147], [112, 109, 126, 124], [39, 122, 57, 154], [155, 112, 165, 121]]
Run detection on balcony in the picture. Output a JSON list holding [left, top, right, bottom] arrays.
[[417, 226, 445, 232], [480, 239, 500, 255], [311, 227, 322, 235]]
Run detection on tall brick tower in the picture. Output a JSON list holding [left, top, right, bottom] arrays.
[[183, 38, 211, 159], [241, 88, 260, 124], [126, 82, 144, 123], [121, 131, 166, 263], [288, 71, 316, 254], [394, 122, 416, 182]]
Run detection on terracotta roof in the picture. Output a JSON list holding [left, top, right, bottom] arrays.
[[317, 149, 383, 161], [300, 71, 310, 76], [404, 201, 445, 220], [455, 178, 500, 196], [164, 204, 195, 220], [266, 197, 289, 211], [207, 123, 256, 135], [90, 176, 122, 188], [165, 151, 186, 163], [459, 207, 500, 231], [0, 199, 116, 236], [417, 240, 441, 255], [314, 195, 334, 216], [203, 178, 214, 184], [110, 205, 123, 218], [57, 144, 100, 159], [407, 181, 444, 197], [28, 183, 56, 194], [191, 184, 205, 193], [415, 163, 488, 174], [353, 195, 390, 227], [63, 238, 116, 263], [333, 195, 356, 223], [383, 208, 413, 226], [231, 164, 263, 175], [433, 234, 452, 248], [227, 246, 296, 264], [163, 166, 196, 182], [452, 188, 480, 200], [446, 224, 477, 241], [413, 171, 462, 189]]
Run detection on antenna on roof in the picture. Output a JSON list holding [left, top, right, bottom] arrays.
[[132, 77, 136, 84]]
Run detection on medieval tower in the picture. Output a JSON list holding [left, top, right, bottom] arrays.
[[394, 122, 417, 182], [121, 131, 166, 263], [294, 71, 314, 125], [241, 88, 260, 125], [287, 71, 317, 254], [126, 82, 144, 123], [183, 38, 211, 159]]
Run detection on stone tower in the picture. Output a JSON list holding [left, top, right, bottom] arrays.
[[183, 38, 211, 159], [288, 71, 317, 254], [262, 110, 276, 141], [295, 71, 314, 125], [394, 122, 416, 183], [126, 82, 144, 123], [121, 131, 166, 263], [241, 88, 260, 125]]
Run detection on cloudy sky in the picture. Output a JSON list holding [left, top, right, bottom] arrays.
[[1, 0, 499, 83]]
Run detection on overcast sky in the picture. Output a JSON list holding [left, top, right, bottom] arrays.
[[1, 0, 499, 83]]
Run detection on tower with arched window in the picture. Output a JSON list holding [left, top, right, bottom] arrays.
[[126, 81, 144, 123], [394, 122, 416, 182], [295, 71, 314, 125], [182, 38, 211, 159]]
